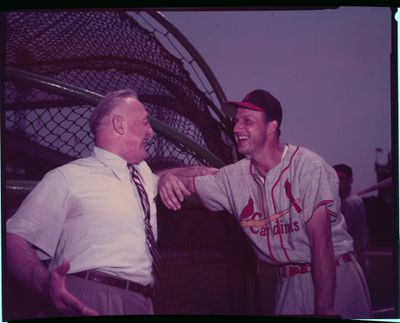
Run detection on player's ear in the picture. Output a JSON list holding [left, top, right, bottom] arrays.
[[112, 114, 125, 135], [267, 120, 279, 135]]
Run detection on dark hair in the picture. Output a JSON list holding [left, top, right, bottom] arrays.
[[262, 112, 281, 137], [89, 89, 138, 134], [333, 163, 353, 178]]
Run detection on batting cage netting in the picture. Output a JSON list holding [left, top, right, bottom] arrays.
[[3, 10, 266, 318], [4, 10, 237, 178]]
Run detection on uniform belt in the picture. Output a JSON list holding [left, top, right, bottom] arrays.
[[278, 252, 353, 279], [70, 270, 154, 298]]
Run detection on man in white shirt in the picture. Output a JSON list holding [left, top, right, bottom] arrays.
[[6, 89, 215, 316]]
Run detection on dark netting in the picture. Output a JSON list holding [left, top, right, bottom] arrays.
[[4, 10, 236, 181]]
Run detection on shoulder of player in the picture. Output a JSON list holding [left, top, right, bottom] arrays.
[[291, 145, 336, 175], [218, 157, 251, 175], [293, 145, 324, 162]]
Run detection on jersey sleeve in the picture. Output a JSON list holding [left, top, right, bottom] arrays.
[[301, 161, 341, 223], [6, 168, 71, 259], [193, 170, 233, 214]]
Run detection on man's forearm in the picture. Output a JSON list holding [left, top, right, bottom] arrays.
[[178, 175, 196, 193], [306, 206, 336, 315], [311, 241, 336, 314], [158, 172, 197, 210], [7, 233, 50, 297], [155, 165, 218, 179]]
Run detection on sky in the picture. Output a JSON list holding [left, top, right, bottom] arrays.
[[160, 7, 393, 195]]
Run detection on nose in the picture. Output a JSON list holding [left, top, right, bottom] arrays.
[[147, 124, 154, 138], [233, 120, 242, 133]]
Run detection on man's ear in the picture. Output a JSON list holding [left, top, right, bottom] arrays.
[[267, 120, 279, 135], [112, 114, 125, 135]]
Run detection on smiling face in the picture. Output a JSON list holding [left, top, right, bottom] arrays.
[[119, 98, 154, 164], [233, 108, 270, 157]]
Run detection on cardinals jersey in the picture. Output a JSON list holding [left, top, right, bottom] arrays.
[[194, 144, 354, 265]]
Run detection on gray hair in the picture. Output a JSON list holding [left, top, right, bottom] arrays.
[[89, 89, 138, 134]]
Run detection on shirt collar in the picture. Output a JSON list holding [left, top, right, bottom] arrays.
[[250, 161, 265, 184], [250, 143, 289, 183], [92, 146, 130, 181]]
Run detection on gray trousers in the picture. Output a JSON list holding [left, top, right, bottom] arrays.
[[275, 253, 372, 319], [65, 275, 154, 316]]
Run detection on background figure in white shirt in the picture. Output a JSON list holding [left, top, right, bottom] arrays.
[[6, 89, 216, 317], [333, 164, 370, 277]]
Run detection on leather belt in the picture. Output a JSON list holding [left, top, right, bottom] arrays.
[[278, 252, 353, 279], [70, 270, 154, 298]]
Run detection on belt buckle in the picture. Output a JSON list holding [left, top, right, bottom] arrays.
[[88, 271, 101, 282], [289, 264, 302, 276], [298, 264, 309, 274]]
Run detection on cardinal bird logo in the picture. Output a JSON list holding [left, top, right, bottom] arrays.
[[284, 179, 302, 213], [240, 198, 254, 221]]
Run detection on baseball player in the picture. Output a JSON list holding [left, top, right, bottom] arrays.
[[158, 89, 372, 318]]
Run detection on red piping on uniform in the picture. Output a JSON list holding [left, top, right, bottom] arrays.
[[257, 179, 279, 264], [326, 209, 337, 218], [305, 200, 335, 224], [271, 146, 300, 211], [313, 200, 334, 212], [249, 160, 279, 263], [271, 146, 300, 263]]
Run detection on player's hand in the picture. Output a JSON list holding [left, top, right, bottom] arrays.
[[159, 173, 191, 211], [46, 261, 98, 316]]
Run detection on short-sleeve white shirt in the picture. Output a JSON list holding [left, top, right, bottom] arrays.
[[7, 147, 159, 285]]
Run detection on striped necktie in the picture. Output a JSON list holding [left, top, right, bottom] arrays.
[[128, 164, 161, 282]]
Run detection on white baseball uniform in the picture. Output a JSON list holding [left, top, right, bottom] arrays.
[[194, 143, 372, 318]]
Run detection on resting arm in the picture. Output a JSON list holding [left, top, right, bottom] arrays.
[[157, 166, 218, 211], [154, 165, 218, 178], [7, 233, 98, 316], [158, 173, 197, 211], [305, 205, 336, 315]]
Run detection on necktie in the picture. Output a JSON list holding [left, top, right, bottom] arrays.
[[128, 164, 161, 282]]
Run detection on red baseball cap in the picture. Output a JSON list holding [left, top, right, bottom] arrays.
[[222, 89, 282, 127]]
